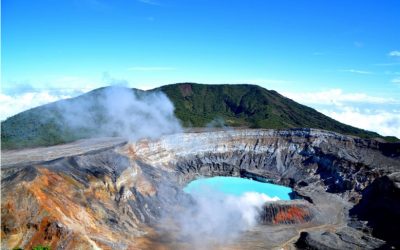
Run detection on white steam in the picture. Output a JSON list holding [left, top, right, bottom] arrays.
[[175, 189, 279, 248], [57, 86, 182, 141]]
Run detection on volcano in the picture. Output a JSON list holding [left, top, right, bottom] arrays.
[[2, 83, 397, 150]]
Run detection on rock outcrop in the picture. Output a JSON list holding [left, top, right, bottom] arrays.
[[1, 128, 399, 249], [349, 172, 400, 247], [295, 227, 385, 250], [259, 200, 315, 225]]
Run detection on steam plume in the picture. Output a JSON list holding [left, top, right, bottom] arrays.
[[171, 188, 279, 248], [56, 86, 182, 141]]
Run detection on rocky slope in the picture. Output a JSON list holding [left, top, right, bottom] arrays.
[[1, 128, 399, 249]]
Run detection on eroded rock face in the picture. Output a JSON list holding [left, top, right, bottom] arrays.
[[131, 129, 399, 194], [349, 172, 400, 247], [259, 200, 314, 225], [295, 227, 385, 250], [1, 128, 399, 249], [1, 149, 186, 249]]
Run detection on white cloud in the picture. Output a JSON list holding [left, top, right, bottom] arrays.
[[0, 90, 81, 120], [340, 69, 373, 74], [392, 78, 400, 84], [1, 75, 104, 119], [0, 73, 164, 119], [283, 89, 397, 106], [283, 89, 400, 138], [3, 76, 102, 94], [321, 107, 400, 138], [388, 50, 400, 57], [127, 66, 176, 71], [0, 76, 104, 120]]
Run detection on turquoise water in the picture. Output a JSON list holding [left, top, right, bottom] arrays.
[[184, 176, 292, 200]]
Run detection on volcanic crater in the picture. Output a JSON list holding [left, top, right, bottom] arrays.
[[2, 128, 400, 249]]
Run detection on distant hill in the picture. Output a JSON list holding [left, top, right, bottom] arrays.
[[1, 83, 397, 149], [159, 83, 397, 140]]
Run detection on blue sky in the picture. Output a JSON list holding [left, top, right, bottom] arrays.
[[1, 0, 400, 136]]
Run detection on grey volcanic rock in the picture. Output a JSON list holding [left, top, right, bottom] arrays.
[[1, 137, 127, 168], [349, 172, 400, 248], [1, 128, 399, 249], [133, 129, 399, 192], [295, 227, 385, 250]]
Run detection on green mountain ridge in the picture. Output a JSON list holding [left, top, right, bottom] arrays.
[[1, 83, 398, 149]]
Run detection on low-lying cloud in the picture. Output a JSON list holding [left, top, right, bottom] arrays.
[[283, 89, 400, 138], [0, 89, 84, 121], [321, 107, 400, 138], [283, 88, 397, 105]]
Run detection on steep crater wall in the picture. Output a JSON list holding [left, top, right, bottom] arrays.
[[128, 128, 400, 248], [2, 128, 399, 249], [131, 129, 399, 194]]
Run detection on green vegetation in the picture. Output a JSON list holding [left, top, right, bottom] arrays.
[[32, 246, 50, 250], [159, 83, 390, 139], [1, 83, 397, 149], [12, 246, 50, 250], [1, 88, 104, 149]]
